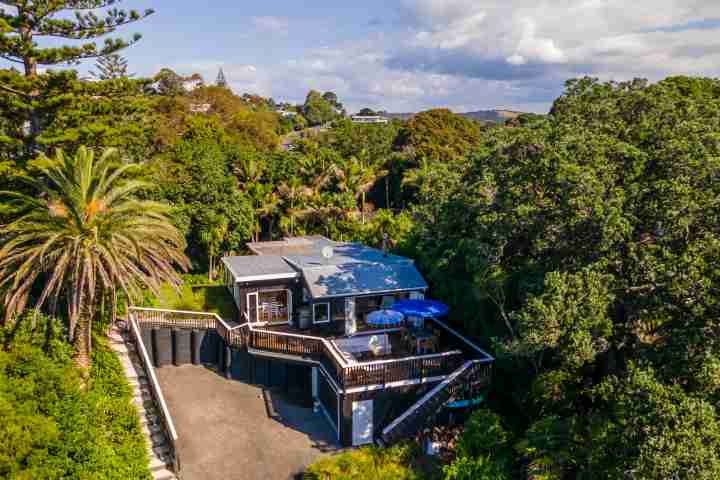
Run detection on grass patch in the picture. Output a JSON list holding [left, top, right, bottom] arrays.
[[143, 274, 236, 320]]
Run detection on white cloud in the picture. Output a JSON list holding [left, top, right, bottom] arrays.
[[397, 0, 720, 79], [251, 16, 290, 35], [142, 1, 720, 114]]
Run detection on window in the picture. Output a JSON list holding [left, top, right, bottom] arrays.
[[313, 302, 330, 324]]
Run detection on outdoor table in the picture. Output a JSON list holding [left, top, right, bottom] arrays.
[[410, 329, 436, 354]]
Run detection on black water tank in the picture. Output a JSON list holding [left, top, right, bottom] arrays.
[[173, 329, 192, 366], [152, 328, 172, 367], [141, 327, 153, 361], [191, 329, 204, 365]]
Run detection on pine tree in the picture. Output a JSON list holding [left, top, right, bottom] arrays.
[[216, 68, 228, 88], [0, 1, 153, 78], [91, 54, 133, 80], [0, 1, 153, 147]]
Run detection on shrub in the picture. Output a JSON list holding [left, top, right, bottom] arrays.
[[305, 444, 419, 480], [0, 314, 151, 479]]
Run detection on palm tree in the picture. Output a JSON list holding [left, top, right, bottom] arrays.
[[0, 147, 189, 370]]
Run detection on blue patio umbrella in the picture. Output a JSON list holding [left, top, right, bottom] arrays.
[[391, 299, 449, 318], [366, 309, 405, 327]]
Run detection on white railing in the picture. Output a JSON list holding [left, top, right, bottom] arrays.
[[128, 306, 485, 392], [429, 317, 495, 362], [348, 349, 462, 367], [381, 358, 492, 443], [127, 311, 181, 474]]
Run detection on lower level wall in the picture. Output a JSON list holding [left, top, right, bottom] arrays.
[[138, 326, 437, 447], [140, 326, 313, 406], [339, 383, 437, 446]]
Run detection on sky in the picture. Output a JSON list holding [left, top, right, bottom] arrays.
[[9, 1, 720, 113]]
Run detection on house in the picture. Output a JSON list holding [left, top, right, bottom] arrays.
[[189, 103, 211, 113], [217, 236, 493, 446], [351, 115, 389, 124], [277, 110, 298, 118], [222, 236, 427, 332], [127, 236, 493, 451]]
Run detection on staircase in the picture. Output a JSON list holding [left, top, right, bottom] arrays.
[[109, 326, 178, 480], [379, 360, 490, 445]]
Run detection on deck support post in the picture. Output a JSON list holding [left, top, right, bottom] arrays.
[[224, 345, 232, 378]]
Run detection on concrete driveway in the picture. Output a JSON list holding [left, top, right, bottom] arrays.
[[155, 365, 339, 480]]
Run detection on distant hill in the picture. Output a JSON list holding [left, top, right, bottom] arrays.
[[384, 109, 527, 124]]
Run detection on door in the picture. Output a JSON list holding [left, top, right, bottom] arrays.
[[247, 292, 258, 322], [352, 399, 373, 446], [345, 297, 357, 335]]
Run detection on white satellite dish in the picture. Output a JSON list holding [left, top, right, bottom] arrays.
[[321, 246, 334, 260]]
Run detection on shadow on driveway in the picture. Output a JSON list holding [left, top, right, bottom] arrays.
[[156, 365, 340, 480]]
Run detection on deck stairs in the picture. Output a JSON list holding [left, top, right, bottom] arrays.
[[108, 327, 178, 480], [379, 360, 489, 445]]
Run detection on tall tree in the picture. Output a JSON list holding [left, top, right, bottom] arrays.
[[0, 147, 189, 370], [0, 1, 153, 77], [91, 53, 133, 80], [0, 1, 153, 145], [302, 90, 337, 126], [216, 67, 228, 88]]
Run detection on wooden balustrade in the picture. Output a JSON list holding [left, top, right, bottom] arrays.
[[381, 359, 493, 445], [127, 307, 485, 391], [343, 351, 464, 389], [130, 307, 218, 331]]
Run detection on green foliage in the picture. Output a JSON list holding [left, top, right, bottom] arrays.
[[0, 314, 150, 479], [0, 69, 157, 160], [91, 54, 133, 80], [591, 365, 720, 480], [443, 410, 513, 480], [144, 275, 236, 320], [395, 109, 481, 163], [151, 117, 254, 265], [0, 146, 189, 368], [0, 1, 153, 75], [305, 445, 419, 480], [302, 90, 339, 126], [407, 76, 720, 478]]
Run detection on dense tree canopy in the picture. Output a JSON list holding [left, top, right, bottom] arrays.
[[407, 76, 720, 478]]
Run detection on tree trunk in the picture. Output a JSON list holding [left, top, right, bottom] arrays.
[[361, 191, 366, 224], [385, 176, 390, 209], [74, 299, 94, 375]]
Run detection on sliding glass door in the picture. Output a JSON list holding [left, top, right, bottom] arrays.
[[247, 289, 291, 324]]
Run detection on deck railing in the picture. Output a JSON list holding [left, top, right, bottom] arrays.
[[127, 307, 489, 392], [343, 350, 464, 389], [380, 358, 493, 445], [127, 311, 181, 475]]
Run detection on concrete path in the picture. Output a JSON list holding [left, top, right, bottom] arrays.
[[108, 326, 178, 480], [155, 365, 339, 480]]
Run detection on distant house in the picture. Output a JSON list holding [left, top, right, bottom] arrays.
[[189, 103, 211, 113], [351, 115, 388, 124], [277, 110, 298, 118]]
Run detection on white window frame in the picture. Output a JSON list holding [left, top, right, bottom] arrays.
[[313, 302, 331, 324], [246, 288, 293, 325], [246, 292, 259, 323]]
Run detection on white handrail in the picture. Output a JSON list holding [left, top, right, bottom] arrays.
[[381, 359, 479, 437], [345, 349, 463, 367], [429, 317, 495, 362], [128, 313, 179, 443], [129, 306, 218, 316]]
